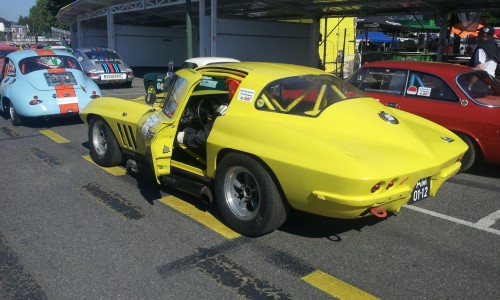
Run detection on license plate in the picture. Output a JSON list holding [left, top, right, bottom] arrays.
[[409, 177, 430, 204], [102, 73, 126, 80]]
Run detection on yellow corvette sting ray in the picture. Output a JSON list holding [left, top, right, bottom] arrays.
[[80, 62, 468, 237]]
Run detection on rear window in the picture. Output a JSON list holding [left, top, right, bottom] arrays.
[[84, 49, 121, 61], [19, 55, 82, 74], [255, 75, 366, 117]]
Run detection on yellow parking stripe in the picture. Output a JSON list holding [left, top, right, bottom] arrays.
[[39, 129, 70, 143], [82, 155, 127, 176], [302, 270, 380, 300], [160, 195, 240, 239]]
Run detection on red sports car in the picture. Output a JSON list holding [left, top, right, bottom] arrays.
[[348, 60, 500, 171]]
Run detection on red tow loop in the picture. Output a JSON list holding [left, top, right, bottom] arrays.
[[370, 207, 388, 218]]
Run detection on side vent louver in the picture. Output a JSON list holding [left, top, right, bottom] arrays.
[[116, 123, 137, 150]]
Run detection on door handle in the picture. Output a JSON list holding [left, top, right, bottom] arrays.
[[386, 102, 398, 108]]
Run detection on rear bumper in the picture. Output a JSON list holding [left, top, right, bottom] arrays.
[[306, 161, 461, 219]]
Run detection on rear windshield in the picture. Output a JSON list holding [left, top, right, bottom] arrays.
[[255, 74, 367, 117], [84, 49, 121, 61], [19, 55, 82, 75]]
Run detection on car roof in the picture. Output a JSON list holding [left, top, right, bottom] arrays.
[[7, 49, 76, 61], [363, 60, 472, 75], [198, 61, 329, 80], [185, 56, 240, 66]]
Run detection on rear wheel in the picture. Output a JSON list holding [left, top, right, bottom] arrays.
[[215, 153, 288, 237], [9, 102, 23, 126], [456, 132, 477, 172], [88, 117, 123, 167]]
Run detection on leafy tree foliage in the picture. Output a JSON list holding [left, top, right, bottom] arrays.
[[17, 0, 73, 35]]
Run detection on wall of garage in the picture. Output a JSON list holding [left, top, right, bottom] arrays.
[[79, 25, 192, 68], [211, 19, 314, 66], [77, 18, 314, 68]]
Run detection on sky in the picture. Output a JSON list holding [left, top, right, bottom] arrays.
[[0, 0, 37, 22]]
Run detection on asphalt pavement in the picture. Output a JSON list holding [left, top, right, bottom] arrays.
[[0, 78, 499, 299]]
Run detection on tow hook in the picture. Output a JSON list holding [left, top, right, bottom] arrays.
[[370, 206, 388, 218]]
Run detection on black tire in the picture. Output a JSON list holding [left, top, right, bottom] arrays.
[[123, 81, 133, 88], [456, 132, 476, 172], [9, 102, 23, 126], [88, 117, 123, 167], [215, 153, 288, 237]]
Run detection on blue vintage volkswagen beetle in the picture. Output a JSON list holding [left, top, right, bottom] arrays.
[[0, 49, 101, 126]]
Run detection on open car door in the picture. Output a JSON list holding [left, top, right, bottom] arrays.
[[144, 70, 203, 182]]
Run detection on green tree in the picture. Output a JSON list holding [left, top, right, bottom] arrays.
[[27, 0, 73, 35]]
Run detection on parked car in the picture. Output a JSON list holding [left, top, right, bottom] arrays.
[[348, 60, 500, 171], [0, 44, 19, 65], [80, 62, 467, 236], [43, 45, 74, 54], [143, 57, 240, 96], [0, 49, 101, 126], [73, 47, 134, 87]]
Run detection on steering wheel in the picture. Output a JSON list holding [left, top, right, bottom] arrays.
[[195, 98, 212, 127]]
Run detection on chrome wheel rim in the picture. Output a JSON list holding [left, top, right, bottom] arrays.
[[92, 120, 107, 157], [223, 166, 260, 220], [147, 84, 156, 95]]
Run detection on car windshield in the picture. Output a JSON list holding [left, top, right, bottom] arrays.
[[457, 71, 500, 107], [19, 55, 82, 75], [84, 49, 121, 61], [162, 75, 189, 118], [255, 74, 367, 116]]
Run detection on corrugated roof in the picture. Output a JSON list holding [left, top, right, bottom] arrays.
[[57, 0, 500, 26]]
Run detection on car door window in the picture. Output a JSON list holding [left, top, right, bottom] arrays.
[[351, 68, 407, 95], [407, 71, 458, 102]]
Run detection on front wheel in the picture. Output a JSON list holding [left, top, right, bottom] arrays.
[[88, 117, 123, 167], [215, 153, 288, 237]]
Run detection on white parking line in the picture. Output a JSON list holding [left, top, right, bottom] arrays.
[[476, 210, 500, 227], [403, 205, 500, 236]]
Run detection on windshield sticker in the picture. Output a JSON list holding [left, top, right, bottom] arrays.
[[417, 87, 431, 97], [407, 86, 417, 95], [141, 114, 159, 138], [237, 88, 255, 102]]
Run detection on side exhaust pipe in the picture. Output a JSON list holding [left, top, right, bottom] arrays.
[[160, 174, 213, 205]]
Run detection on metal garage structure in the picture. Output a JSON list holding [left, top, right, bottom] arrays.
[[57, 0, 500, 68]]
